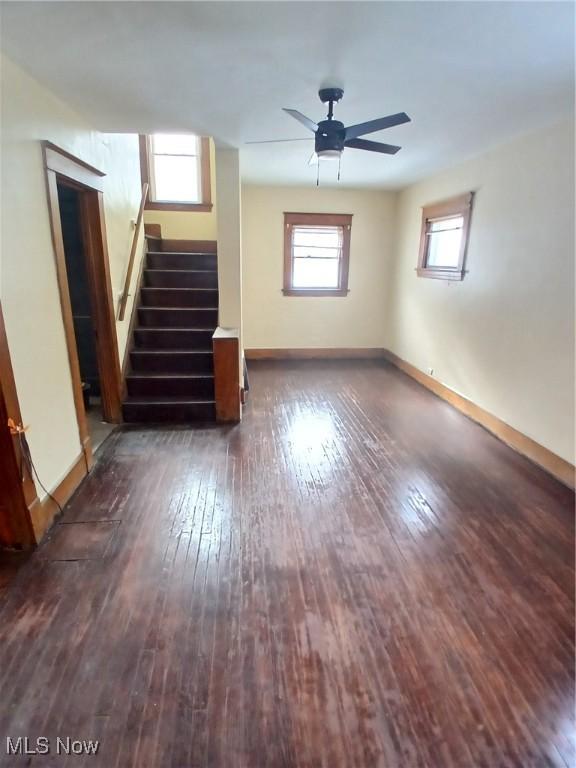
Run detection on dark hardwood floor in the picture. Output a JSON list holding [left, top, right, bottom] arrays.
[[0, 360, 573, 768]]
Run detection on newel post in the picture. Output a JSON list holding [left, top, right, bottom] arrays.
[[212, 328, 241, 422]]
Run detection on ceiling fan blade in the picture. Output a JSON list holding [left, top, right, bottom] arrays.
[[308, 152, 318, 166], [245, 138, 313, 144], [345, 138, 401, 155], [344, 112, 411, 141], [282, 108, 318, 133]]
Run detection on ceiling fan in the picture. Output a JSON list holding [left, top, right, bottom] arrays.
[[247, 88, 411, 177]]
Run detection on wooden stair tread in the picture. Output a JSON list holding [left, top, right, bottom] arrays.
[[131, 349, 213, 355], [145, 268, 217, 273], [141, 286, 217, 291], [140, 306, 218, 310], [127, 373, 213, 379], [135, 326, 215, 332], [124, 396, 216, 404], [147, 251, 217, 257]]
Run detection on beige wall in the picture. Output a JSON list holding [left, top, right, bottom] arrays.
[[387, 119, 575, 463], [0, 54, 142, 496], [241, 185, 396, 349], [143, 139, 217, 240]]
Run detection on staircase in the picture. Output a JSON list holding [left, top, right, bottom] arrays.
[[122, 239, 218, 423]]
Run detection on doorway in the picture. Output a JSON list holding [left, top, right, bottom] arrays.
[[43, 142, 122, 468], [56, 184, 115, 452]]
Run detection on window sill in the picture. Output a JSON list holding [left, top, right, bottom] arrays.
[[282, 288, 350, 297], [145, 201, 213, 213], [416, 267, 465, 281]]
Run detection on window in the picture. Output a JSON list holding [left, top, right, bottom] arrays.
[[139, 134, 212, 212], [283, 212, 352, 296], [417, 192, 473, 280]]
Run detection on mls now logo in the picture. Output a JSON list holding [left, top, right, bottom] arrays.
[[6, 736, 100, 756]]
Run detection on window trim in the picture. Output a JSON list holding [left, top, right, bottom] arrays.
[[416, 192, 473, 281], [283, 212, 352, 297], [139, 134, 212, 212]]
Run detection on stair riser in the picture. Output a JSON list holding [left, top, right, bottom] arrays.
[[147, 253, 217, 270], [144, 270, 218, 289], [134, 329, 214, 350], [141, 288, 219, 308], [138, 308, 218, 328], [123, 402, 216, 423], [130, 352, 214, 374], [126, 377, 215, 398]]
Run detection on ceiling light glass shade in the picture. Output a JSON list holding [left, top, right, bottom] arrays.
[[316, 148, 342, 160]]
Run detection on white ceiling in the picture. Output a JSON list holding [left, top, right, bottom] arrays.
[[1, 2, 573, 189]]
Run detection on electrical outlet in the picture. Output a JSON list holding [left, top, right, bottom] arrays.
[[428, 367, 434, 376]]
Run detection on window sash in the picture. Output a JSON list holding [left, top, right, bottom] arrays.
[[416, 193, 473, 280], [148, 134, 202, 204], [290, 225, 343, 290]]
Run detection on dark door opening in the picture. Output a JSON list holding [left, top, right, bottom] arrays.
[[57, 183, 115, 453]]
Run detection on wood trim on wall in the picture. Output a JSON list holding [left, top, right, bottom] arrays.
[[0, 302, 38, 549], [283, 212, 352, 297], [416, 192, 473, 281], [139, 134, 213, 212], [245, 348, 386, 360], [382, 349, 575, 489], [0, 303, 39, 514], [44, 141, 105, 191], [43, 169, 93, 471], [42, 141, 123, 462], [30, 452, 88, 542]]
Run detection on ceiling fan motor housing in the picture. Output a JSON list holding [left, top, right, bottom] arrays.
[[315, 119, 346, 154], [318, 87, 344, 104]]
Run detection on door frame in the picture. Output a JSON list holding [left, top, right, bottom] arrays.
[[42, 142, 122, 470], [0, 302, 38, 548]]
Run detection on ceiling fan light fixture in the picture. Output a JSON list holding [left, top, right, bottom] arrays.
[[316, 148, 342, 160]]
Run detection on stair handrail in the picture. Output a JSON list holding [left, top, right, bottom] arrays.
[[118, 182, 149, 321]]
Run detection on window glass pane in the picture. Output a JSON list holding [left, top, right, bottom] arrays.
[[152, 133, 198, 156], [293, 226, 342, 249], [429, 215, 464, 232], [426, 228, 462, 268], [152, 155, 199, 202], [293, 245, 340, 259], [293, 257, 340, 288]]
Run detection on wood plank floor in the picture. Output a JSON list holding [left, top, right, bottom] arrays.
[[0, 360, 573, 768]]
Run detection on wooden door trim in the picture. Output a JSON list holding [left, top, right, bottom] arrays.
[[42, 142, 122, 472], [0, 302, 38, 548]]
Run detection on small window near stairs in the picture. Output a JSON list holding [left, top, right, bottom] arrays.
[[139, 133, 212, 212]]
